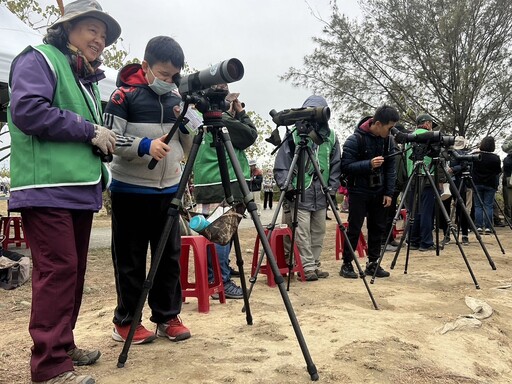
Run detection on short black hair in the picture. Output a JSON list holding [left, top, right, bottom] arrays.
[[374, 105, 400, 125], [144, 36, 184, 69], [480, 136, 495, 152]]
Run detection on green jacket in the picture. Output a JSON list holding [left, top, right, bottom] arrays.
[[291, 128, 337, 189], [8, 44, 102, 191], [193, 110, 257, 203]]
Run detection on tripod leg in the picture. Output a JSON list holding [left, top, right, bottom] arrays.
[[302, 146, 379, 310], [372, 162, 419, 283], [391, 162, 424, 273], [231, 232, 252, 325], [218, 127, 319, 381], [465, 176, 503, 260], [246, 141, 304, 300], [117, 129, 204, 368], [425, 166, 480, 289], [211, 129, 253, 323], [454, 177, 495, 265], [287, 147, 306, 290]]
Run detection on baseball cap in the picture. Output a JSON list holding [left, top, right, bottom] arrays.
[[416, 114, 438, 128]]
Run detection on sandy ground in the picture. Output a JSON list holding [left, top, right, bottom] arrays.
[[1, 207, 512, 384]]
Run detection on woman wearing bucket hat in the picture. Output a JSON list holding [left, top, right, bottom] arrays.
[[7, 1, 120, 383]]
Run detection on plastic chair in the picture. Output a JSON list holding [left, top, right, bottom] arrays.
[[251, 226, 306, 287], [335, 223, 367, 260], [180, 236, 225, 313]]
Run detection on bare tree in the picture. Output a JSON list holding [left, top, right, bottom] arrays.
[[283, 0, 512, 143]]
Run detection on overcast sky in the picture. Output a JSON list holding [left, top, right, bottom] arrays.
[[61, 0, 361, 123], [100, 0, 361, 121]]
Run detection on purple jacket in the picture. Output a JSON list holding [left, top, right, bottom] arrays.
[[8, 47, 103, 211]]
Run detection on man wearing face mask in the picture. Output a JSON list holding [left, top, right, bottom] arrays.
[[104, 36, 192, 345]]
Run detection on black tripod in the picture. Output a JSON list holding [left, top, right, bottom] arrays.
[[116, 95, 319, 381], [456, 170, 506, 253], [376, 150, 496, 289], [249, 128, 379, 310]]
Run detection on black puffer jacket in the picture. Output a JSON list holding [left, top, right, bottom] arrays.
[[341, 117, 396, 197]]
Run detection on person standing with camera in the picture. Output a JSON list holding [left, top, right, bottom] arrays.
[[274, 95, 341, 281], [405, 114, 439, 252], [192, 84, 257, 298], [339, 105, 399, 279], [7, 1, 120, 382], [104, 36, 192, 345]]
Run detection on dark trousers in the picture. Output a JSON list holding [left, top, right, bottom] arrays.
[[409, 185, 435, 248], [263, 191, 273, 209], [437, 196, 453, 236], [22, 207, 93, 382], [343, 193, 387, 264], [111, 192, 182, 326], [383, 190, 400, 243], [454, 180, 469, 236]]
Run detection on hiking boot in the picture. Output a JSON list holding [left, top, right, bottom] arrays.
[[32, 371, 95, 384], [365, 262, 390, 278], [112, 323, 156, 345], [67, 347, 101, 366], [299, 270, 318, 281], [406, 242, 419, 250], [156, 316, 191, 342], [339, 263, 357, 279], [315, 269, 329, 278], [223, 280, 243, 299], [442, 235, 451, 245], [419, 245, 435, 252], [462, 236, 469, 245]]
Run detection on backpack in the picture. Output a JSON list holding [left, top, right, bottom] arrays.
[[0, 249, 31, 290]]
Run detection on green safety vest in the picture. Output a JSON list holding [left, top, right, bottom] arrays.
[[8, 44, 103, 191], [291, 129, 336, 189]]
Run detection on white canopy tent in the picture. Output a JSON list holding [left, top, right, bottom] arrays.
[[0, 5, 118, 122]]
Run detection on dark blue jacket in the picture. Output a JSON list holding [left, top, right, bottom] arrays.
[[341, 118, 396, 197]]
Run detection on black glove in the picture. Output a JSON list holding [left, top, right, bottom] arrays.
[[285, 188, 298, 202]]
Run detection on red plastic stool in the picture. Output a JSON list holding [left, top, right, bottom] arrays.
[[335, 223, 367, 260], [1, 216, 29, 250], [392, 209, 407, 239], [251, 226, 306, 287], [180, 236, 225, 313]]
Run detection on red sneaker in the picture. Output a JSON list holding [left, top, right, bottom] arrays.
[[112, 323, 156, 345], [156, 316, 191, 342]]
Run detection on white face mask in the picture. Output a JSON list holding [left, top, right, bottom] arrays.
[[147, 66, 177, 95]]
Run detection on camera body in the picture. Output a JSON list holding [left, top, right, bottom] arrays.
[[368, 172, 383, 188]]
